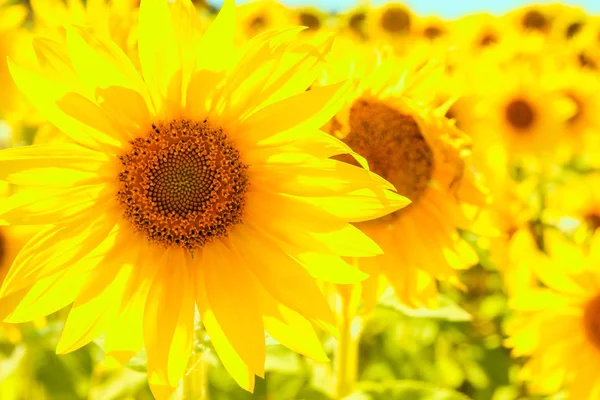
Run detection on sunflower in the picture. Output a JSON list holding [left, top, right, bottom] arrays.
[[547, 64, 600, 162], [287, 6, 330, 36], [234, 0, 289, 42], [505, 4, 559, 36], [461, 60, 569, 162], [549, 5, 587, 42], [333, 4, 370, 41], [505, 231, 600, 398], [319, 43, 486, 308], [413, 15, 448, 42], [0, 0, 409, 397], [365, 2, 414, 47]]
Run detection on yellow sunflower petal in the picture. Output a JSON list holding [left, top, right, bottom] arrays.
[[201, 240, 266, 377], [138, 0, 181, 116], [257, 287, 328, 362], [8, 61, 125, 151], [144, 250, 195, 389], [56, 263, 135, 354]]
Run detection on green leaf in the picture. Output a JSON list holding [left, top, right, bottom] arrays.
[[378, 291, 472, 322], [349, 380, 472, 400]]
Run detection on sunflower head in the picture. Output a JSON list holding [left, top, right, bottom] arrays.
[[505, 231, 600, 398], [365, 2, 414, 45], [0, 1, 410, 397]]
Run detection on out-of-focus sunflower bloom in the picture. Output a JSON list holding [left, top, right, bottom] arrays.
[[333, 5, 370, 42], [547, 65, 600, 162], [413, 15, 448, 42], [505, 231, 600, 399], [287, 6, 331, 36], [549, 5, 587, 43], [0, 0, 409, 398], [320, 40, 486, 308], [234, 0, 289, 42], [459, 60, 570, 164], [365, 2, 414, 48], [505, 4, 560, 36]]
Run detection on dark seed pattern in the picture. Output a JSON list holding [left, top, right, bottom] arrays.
[[584, 294, 600, 350], [380, 7, 411, 34], [505, 99, 536, 131], [341, 100, 434, 221], [117, 119, 249, 251], [299, 12, 321, 31]]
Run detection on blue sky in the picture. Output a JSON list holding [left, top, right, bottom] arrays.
[[207, 0, 600, 17]]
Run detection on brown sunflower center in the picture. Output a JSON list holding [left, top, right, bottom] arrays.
[[117, 119, 249, 250], [522, 10, 549, 32], [584, 212, 600, 232], [583, 294, 600, 350], [566, 21, 583, 39], [349, 12, 366, 33], [579, 53, 597, 70], [380, 7, 411, 34], [479, 32, 498, 47], [299, 12, 320, 31], [424, 25, 443, 39], [249, 14, 267, 33], [505, 99, 535, 131], [342, 100, 433, 216]]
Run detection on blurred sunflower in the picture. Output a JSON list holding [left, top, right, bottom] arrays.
[[234, 0, 289, 41], [550, 5, 587, 42], [551, 65, 600, 161], [506, 4, 557, 35], [464, 61, 569, 161], [505, 231, 600, 398], [365, 2, 413, 46], [334, 4, 370, 41], [0, 0, 409, 398], [320, 42, 486, 308], [287, 6, 330, 35], [414, 15, 448, 41], [450, 13, 516, 57]]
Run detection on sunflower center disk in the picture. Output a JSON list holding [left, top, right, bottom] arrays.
[[117, 119, 249, 250], [380, 8, 411, 34], [299, 13, 320, 30], [343, 100, 434, 220], [424, 26, 443, 39], [584, 294, 600, 349], [584, 213, 600, 232], [505, 99, 535, 131], [522, 10, 549, 31]]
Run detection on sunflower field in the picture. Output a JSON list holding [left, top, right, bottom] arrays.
[[1, 0, 600, 399]]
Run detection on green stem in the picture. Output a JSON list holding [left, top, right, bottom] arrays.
[[334, 291, 362, 399], [180, 320, 210, 400]]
